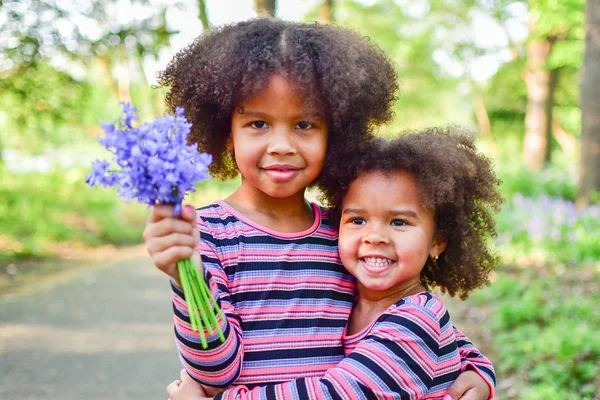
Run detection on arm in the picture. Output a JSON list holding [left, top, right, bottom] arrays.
[[172, 216, 244, 387], [215, 303, 459, 400], [451, 327, 496, 399]]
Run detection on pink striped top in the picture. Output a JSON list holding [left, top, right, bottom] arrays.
[[171, 201, 495, 394], [217, 293, 492, 399]]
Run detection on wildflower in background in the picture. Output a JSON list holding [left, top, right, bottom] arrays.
[[86, 102, 224, 348]]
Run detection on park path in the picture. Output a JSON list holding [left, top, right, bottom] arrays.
[[0, 256, 181, 400]]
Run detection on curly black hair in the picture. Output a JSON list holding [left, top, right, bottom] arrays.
[[320, 127, 503, 299], [157, 18, 397, 183]]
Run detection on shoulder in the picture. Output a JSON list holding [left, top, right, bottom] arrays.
[[377, 293, 450, 340], [314, 204, 339, 238], [195, 201, 241, 229]]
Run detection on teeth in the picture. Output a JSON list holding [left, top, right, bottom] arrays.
[[363, 257, 392, 267]]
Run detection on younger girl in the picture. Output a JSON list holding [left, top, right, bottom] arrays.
[[144, 19, 493, 398], [168, 128, 502, 399]]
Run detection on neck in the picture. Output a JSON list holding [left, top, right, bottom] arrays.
[[227, 181, 310, 217], [356, 280, 424, 312], [224, 179, 314, 233]]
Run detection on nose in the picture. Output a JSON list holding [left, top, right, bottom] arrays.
[[362, 227, 390, 246], [267, 127, 296, 155]]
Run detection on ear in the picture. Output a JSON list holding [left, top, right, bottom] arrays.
[[226, 136, 234, 152], [429, 231, 447, 260]]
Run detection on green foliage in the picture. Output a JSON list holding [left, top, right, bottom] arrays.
[[495, 149, 578, 200], [0, 0, 177, 68], [0, 63, 100, 153], [0, 165, 238, 262], [0, 168, 148, 261], [473, 270, 600, 399], [308, 0, 470, 132], [484, 58, 527, 122], [528, 0, 585, 72]]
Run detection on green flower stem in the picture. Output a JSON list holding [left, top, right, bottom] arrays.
[[176, 257, 226, 349], [194, 264, 226, 342], [184, 262, 208, 349], [177, 261, 198, 332], [185, 259, 213, 342], [178, 259, 207, 349], [200, 275, 226, 324]]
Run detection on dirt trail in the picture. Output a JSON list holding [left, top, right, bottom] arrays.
[[0, 256, 181, 400]]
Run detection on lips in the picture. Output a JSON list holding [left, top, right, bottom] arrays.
[[263, 164, 301, 183]]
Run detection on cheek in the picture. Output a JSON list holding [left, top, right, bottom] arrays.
[[337, 229, 358, 264], [394, 235, 430, 264], [305, 133, 328, 163]]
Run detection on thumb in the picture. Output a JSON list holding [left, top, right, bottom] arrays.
[[182, 204, 197, 223], [446, 378, 470, 400]]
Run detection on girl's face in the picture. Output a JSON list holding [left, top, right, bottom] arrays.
[[229, 75, 328, 200], [338, 170, 446, 300]]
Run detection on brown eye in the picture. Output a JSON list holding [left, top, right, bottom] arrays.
[[391, 219, 407, 226], [251, 121, 268, 129], [295, 121, 313, 130]]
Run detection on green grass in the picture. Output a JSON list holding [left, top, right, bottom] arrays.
[[0, 167, 238, 262], [0, 167, 148, 260], [472, 267, 600, 399]]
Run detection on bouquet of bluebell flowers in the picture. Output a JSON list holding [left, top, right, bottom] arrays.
[[86, 102, 224, 348]]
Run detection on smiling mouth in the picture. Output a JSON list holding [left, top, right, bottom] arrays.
[[361, 257, 394, 267]]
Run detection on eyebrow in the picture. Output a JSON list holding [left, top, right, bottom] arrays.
[[342, 207, 418, 219], [238, 109, 323, 121], [236, 110, 271, 119]]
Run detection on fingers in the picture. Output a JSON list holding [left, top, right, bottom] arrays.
[[180, 369, 189, 382], [446, 370, 488, 400], [182, 205, 197, 222], [144, 217, 195, 241], [166, 380, 181, 398], [148, 204, 197, 223], [153, 246, 195, 271], [144, 204, 200, 281], [148, 204, 176, 222], [147, 232, 196, 254]]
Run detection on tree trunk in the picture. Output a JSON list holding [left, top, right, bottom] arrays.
[[198, 0, 210, 31], [578, 0, 600, 205], [255, 0, 276, 17], [117, 44, 131, 103], [320, 0, 334, 23], [522, 35, 558, 171], [474, 93, 493, 142]]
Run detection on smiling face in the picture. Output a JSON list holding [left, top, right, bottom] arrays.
[[338, 170, 447, 300], [229, 74, 328, 201]]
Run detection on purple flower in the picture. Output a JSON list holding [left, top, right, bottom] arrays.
[[86, 103, 212, 214]]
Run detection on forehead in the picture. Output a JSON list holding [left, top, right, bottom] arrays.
[[343, 170, 422, 208], [238, 74, 323, 118]]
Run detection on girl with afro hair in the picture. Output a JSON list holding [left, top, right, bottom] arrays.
[[143, 18, 493, 399], [167, 128, 500, 400]]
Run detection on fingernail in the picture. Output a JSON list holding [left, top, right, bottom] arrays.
[[443, 395, 453, 400]]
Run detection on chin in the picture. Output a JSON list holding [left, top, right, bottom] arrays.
[[358, 277, 394, 292]]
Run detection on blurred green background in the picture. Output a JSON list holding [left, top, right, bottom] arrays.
[[1, 1, 599, 398]]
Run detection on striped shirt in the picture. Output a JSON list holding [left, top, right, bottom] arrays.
[[216, 293, 468, 399], [171, 201, 495, 395]]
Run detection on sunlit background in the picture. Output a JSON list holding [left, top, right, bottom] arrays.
[[1, 1, 599, 399]]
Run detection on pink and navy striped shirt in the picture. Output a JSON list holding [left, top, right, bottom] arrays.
[[217, 292, 471, 399], [171, 201, 495, 395]]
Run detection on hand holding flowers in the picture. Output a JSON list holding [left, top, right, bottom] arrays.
[[86, 102, 224, 349]]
